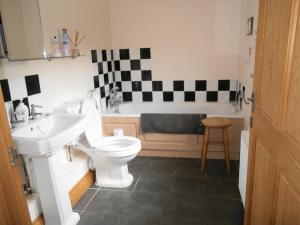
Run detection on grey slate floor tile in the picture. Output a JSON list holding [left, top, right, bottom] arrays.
[[73, 189, 98, 212], [77, 157, 243, 225], [78, 211, 118, 225]]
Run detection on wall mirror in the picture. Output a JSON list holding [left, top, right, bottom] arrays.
[[0, 0, 45, 60]]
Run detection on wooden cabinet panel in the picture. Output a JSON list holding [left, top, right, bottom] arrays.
[[103, 123, 138, 137], [142, 133, 198, 151], [102, 116, 243, 159]]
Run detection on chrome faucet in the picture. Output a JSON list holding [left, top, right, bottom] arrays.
[[31, 104, 43, 120], [109, 87, 122, 113]]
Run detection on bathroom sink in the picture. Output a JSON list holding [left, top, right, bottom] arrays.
[[12, 113, 87, 156]]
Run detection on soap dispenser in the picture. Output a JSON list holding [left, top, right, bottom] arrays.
[[15, 101, 29, 123]]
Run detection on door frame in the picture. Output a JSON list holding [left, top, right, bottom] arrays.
[[0, 86, 32, 225]]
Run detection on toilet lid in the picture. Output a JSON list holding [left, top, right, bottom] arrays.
[[80, 98, 102, 146]]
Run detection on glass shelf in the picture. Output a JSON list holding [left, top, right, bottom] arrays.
[[1, 54, 85, 62], [45, 55, 85, 61]]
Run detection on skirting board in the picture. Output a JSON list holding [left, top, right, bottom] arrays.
[[32, 170, 95, 225], [139, 149, 240, 160]]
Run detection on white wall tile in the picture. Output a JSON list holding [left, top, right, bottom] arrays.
[[97, 50, 102, 62], [207, 80, 218, 91], [99, 75, 105, 86], [141, 59, 151, 70], [184, 80, 195, 91], [113, 49, 120, 60], [196, 92, 206, 102], [108, 73, 113, 83], [8, 77, 27, 100], [106, 50, 111, 61], [174, 92, 184, 102], [104, 85, 110, 96], [115, 71, 121, 81], [131, 71, 142, 81], [142, 81, 152, 91], [153, 92, 163, 102], [132, 92, 142, 102], [130, 48, 140, 59], [122, 81, 132, 92], [92, 63, 98, 75], [218, 91, 230, 102], [103, 62, 108, 73], [163, 80, 173, 91], [120, 60, 131, 71], [28, 94, 43, 113]]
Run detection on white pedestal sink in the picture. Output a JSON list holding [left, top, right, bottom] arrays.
[[12, 113, 87, 225]]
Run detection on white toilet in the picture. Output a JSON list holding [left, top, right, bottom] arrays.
[[63, 98, 141, 188]]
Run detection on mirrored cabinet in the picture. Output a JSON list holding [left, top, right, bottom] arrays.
[[0, 0, 45, 60], [0, 0, 83, 61]]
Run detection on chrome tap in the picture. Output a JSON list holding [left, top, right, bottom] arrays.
[[31, 104, 43, 120], [109, 87, 122, 112]]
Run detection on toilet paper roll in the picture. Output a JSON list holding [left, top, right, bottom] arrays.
[[113, 128, 124, 136]]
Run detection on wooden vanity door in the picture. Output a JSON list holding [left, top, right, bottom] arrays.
[[0, 87, 31, 225], [245, 0, 300, 224]]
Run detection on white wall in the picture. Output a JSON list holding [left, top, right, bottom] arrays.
[[238, 0, 259, 128], [109, 0, 242, 81], [0, 0, 111, 112]]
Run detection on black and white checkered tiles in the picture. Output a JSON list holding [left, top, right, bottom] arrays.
[[91, 48, 238, 108], [115, 79, 238, 103], [91, 49, 116, 109], [0, 74, 42, 118]]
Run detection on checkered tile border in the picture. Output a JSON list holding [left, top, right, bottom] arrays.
[[0, 74, 42, 123], [91, 48, 240, 109]]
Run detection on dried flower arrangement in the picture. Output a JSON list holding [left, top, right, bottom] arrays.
[[68, 29, 86, 56]]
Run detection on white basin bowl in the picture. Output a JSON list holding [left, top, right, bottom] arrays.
[[12, 113, 87, 156]]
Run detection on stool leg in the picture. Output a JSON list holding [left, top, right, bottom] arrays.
[[201, 127, 209, 173], [223, 128, 231, 174]]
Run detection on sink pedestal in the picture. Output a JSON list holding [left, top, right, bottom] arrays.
[[32, 148, 80, 225]]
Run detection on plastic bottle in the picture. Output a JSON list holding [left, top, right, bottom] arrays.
[[52, 36, 62, 57], [61, 28, 71, 56], [15, 101, 29, 123]]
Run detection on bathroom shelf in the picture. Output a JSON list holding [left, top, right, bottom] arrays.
[[3, 54, 85, 62], [45, 55, 85, 61]]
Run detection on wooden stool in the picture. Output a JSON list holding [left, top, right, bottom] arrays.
[[201, 117, 232, 174]]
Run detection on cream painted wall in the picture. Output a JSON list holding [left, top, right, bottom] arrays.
[[0, 0, 111, 112], [238, 0, 259, 128], [109, 0, 242, 80]]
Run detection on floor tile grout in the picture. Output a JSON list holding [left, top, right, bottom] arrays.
[[80, 188, 101, 214], [132, 176, 140, 192]]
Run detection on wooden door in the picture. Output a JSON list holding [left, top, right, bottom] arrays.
[[0, 87, 31, 225], [245, 0, 300, 224]]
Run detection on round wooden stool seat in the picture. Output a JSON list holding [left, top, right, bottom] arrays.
[[201, 117, 232, 174], [202, 117, 232, 128]]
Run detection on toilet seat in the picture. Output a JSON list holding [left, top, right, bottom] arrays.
[[93, 136, 141, 157]]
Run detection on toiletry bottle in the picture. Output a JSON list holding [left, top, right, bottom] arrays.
[[61, 28, 70, 56], [15, 101, 29, 123], [52, 36, 62, 57]]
